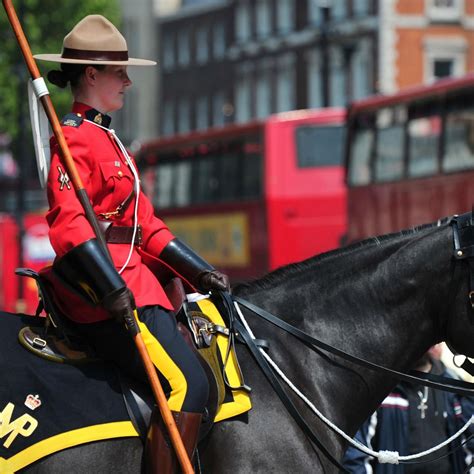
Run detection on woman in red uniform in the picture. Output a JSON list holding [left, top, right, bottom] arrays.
[[35, 14, 229, 473]]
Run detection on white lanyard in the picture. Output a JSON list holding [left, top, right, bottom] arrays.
[[85, 119, 140, 274]]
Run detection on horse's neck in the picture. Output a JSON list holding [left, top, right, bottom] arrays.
[[240, 225, 455, 440]]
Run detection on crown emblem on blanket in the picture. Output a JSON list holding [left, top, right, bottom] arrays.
[[24, 394, 42, 410]]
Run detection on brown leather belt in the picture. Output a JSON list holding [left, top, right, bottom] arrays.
[[101, 223, 143, 246]]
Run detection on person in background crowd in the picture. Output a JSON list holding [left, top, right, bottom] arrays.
[[35, 14, 230, 473], [343, 344, 474, 473]]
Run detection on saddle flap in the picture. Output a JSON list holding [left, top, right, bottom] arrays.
[[164, 277, 187, 313]]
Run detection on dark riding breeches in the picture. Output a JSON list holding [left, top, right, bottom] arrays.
[[71, 306, 209, 413]]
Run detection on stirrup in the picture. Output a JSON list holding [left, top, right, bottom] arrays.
[[19, 325, 98, 364]]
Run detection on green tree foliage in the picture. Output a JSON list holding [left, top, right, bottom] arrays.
[[0, 0, 120, 142]]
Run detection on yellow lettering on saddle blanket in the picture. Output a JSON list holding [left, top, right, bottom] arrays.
[[194, 298, 252, 422], [0, 403, 38, 449], [0, 399, 136, 473]]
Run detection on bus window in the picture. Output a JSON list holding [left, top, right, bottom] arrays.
[[347, 113, 374, 186], [174, 161, 192, 206], [295, 125, 346, 168], [194, 156, 218, 204], [407, 105, 441, 178], [375, 107, 406, 182], [150, 136, 263, 207], [444, 101, 474, 173], [218, 150, 240, 201], [154, 162, 173, 208], [241, 141, 262, 199]]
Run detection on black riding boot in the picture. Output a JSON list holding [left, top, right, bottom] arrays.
[[145, 406, 202, 473]]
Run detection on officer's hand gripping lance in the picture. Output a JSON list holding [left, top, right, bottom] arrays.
[[2, 2, 194, 472]]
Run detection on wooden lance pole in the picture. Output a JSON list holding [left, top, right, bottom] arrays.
[[2, 2, 194, 472]]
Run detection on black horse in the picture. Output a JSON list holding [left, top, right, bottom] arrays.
[[15, 215, 474, 473]]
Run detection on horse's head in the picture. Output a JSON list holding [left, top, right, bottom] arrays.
[[445, 213, 474, 358]]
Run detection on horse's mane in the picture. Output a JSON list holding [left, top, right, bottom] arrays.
[[236, 217, 451, 293]]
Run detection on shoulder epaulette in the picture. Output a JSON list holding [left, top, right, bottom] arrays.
[[61, 113, 83, 128]]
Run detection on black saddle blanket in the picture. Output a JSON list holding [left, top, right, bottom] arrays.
[[0, 312, 137, 471]]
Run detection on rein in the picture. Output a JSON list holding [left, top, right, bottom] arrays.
[[216, 292, 348, 473], [232, 295, 474, 397]]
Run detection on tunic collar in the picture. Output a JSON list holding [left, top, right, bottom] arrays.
[[72, 102, 112, 129]]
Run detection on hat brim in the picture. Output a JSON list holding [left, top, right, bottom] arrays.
[[34, 53, 156, 66]]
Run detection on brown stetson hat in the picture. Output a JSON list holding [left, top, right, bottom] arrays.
[[34, 15, 156, 66]]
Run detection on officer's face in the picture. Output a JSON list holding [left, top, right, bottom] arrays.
[[92, 66, 132, 113]]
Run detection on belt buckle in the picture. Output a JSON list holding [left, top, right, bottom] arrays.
[[136, 225, 143, 246]]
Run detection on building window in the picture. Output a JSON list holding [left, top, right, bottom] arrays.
[[308, 1, 323, 26], [235, 74, 252, 123], [332, 1, 347, 21], [177, 29, 190, 67], [352, 39, 373, 100], [162, 33, 175, 70], [427, 0, 462, 22], [352, 0, 370, 17], [162, 100, 175, 136], [178, 97, 190, 133], [212, 91, 225, 127], [256, 0, 271, 38], [256, 65, 272, 118], [276, 0, 294, 34], [124, 19, 140, 57], [307, 50, 322, 108], [276, 53, 296, 112], [423, 36, 466, 83], [196, 27, 209, 64], [213, 22, 226, 59], [330, 47, 346, 106], [256, 74, 270, 118], [433, 59, 453, 78], [121, 87, 136, 142], [235, 2, 251, 42], [196, 96, 209, 130]]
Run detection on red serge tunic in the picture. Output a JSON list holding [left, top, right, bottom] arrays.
[[45, 102, 174, 323]]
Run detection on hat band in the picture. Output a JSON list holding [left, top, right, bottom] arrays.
[[62, 47, 129, 62]]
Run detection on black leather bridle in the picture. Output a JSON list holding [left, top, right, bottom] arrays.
[[448, 212, 474, 375]]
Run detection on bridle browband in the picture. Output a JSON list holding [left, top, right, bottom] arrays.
[[216, 212, 474, 471]]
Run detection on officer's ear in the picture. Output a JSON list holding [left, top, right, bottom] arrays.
[[83, 66, 98, 86]]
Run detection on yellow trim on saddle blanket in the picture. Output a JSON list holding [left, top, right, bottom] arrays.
[[194, 298, 252, 422], [0, 421, 137, 473]]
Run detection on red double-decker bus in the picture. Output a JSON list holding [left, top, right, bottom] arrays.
[[0, 212, 55, 313], [345, 74, 474, 243], [137, 108, 346, 282]]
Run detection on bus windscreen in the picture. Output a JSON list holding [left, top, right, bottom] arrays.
[[295, 124, 346, 168]]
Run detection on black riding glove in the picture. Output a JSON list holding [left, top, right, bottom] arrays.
[[160, 239, 232, 293], [198, 270, 231, 292], [102, 287, 136, 327]]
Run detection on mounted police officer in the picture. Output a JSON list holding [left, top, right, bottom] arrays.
[[35, 14, 230, 473]]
